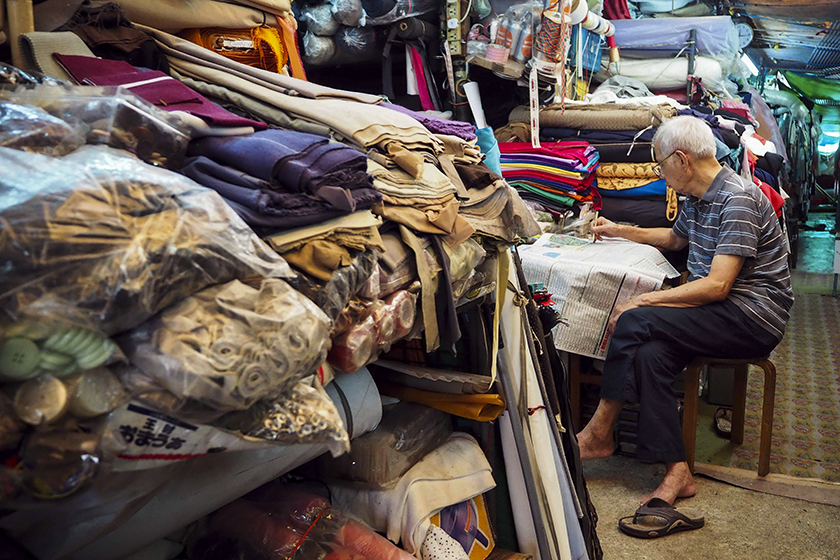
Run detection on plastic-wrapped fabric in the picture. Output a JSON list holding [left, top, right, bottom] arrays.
[[301, 4, 341, 36], [311, 401, 451, 487], [303, 33, 338, 66], [332, 0, 365, 27], [332, 26, 379, 64], [118, 279, 331, 420], [595, 56, 725, 94], [0, 146, 293, 338], [291, 250, 377, 322], [205, 485, 418, 560], [610, 15, 738, 61], [0, 63, 66, 86], [328, 291, 418, 373], [0, 102, 84, 156], [0, 85, 191, 169]]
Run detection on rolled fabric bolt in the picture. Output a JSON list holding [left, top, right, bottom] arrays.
[[397, 18, 437, 41], [485, 44, 510, 63]]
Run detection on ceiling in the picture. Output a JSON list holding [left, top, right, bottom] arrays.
[[715, 1, 840, 129]]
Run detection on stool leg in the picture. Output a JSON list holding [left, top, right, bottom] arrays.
[[731, 363, 748, 445], [682, 363, 701, 474], [570, 354, 582, 431], [758, 360, 777, 477]]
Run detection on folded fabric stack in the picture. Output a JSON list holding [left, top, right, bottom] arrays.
[[182, 129, 381, 233], [266, 211, 385, 281], [455, 163, 541, 244], [498, 141, 601, 212], [369, 159, 474, 248], [53, 53, 266, 137]]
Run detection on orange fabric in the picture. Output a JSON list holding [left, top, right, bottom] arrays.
[[276, 15, 307, 80], [180, 27, 287, 73], [377, 381, 505, 422]]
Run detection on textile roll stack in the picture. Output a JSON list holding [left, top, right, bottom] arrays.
[[498, 141, 601, 212]]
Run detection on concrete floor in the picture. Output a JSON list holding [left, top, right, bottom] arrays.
[[582, 212, 840, 559], [584, 456, 840, 560]]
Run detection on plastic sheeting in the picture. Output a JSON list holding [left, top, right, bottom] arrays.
[[611, 16, 738, 62]]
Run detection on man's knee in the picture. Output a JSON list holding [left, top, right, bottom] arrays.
[[614, 306, 658, 336]]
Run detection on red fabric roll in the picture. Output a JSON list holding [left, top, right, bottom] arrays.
[[602, 0, 631, 20]]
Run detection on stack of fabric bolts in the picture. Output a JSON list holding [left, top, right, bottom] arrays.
[[498, 141, 601, 212], [182, 129, 382, 234]]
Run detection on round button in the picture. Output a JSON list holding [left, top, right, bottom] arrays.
[[0, 337, 42, 380]]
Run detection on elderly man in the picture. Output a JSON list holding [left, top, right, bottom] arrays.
[[577, 115, 794, 505]]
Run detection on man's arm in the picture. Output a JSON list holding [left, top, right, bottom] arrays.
[[607, 254, 745, 329], [592, 217, 688, 252]]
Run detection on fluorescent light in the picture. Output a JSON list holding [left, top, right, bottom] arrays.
[[741, 53, 759, 76]]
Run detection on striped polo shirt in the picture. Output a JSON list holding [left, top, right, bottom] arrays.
[[673, 166, 793, 340]]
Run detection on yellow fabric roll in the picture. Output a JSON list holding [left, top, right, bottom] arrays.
[[595, 162, 658, 179], [377, 381, 506, 422], [180, 26, 287, 74]]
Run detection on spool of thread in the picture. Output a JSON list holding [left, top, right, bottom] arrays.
[[485, 44, 510, 63], [397, 18, 438, 41], [534, 13, 563, 63]]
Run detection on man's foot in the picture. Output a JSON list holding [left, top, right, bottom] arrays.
[[576, 425, 615, 460], [641, 461, 696, 505]]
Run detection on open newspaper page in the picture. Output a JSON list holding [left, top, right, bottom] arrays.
[[520, 234, 679, 359]]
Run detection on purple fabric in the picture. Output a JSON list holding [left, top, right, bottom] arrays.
[[180, 156, 381, 233], [188, 129, 372, 210], [381, 102, 476, 141], [52, 54, 266, 130]]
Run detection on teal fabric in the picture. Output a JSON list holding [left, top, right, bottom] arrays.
[[476, 126, 501, 176]]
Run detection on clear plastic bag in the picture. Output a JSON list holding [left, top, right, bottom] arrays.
[[0, 102, 85, 156], [0, 85, 190, 169], [0, 63, 66, 86], [118, 279, 331, 420], [327, 290, 417, 373], [364, 0, 438, 26], [332, 0, 365, 27], [301, 4, 341, 36], [0, 146, 292, 337], [291, 251, 377, 322], [303, 32, 338, 66], [310, 401, 451, 486], [202, 485, 418, 560], [216, 375, 350, 455]]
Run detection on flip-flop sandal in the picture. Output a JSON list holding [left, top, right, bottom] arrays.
[[714, 406, 733, 438], [618, 497, 705, 539]]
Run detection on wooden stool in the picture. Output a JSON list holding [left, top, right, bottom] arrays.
[[682, 356, 777, 477]]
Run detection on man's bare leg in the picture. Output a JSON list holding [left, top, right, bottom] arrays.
[[641, 461, 696, 505], [576, 398, 623, 460]]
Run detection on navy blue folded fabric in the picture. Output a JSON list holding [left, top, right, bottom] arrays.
[[188, 129, 372, 212], [541, 128, 656, 144], [180, 156, 381, 233], [754, 167, 778, 190], [591, 142, 656, 163]]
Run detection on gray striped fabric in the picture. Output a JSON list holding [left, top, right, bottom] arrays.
[[673, 167, 793, 341]]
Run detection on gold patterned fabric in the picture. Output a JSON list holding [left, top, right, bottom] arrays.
[[596, 162, 658, 180], [180, 27, 287, 73]]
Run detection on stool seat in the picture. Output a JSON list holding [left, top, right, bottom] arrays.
[[682, 355, 776, 477]]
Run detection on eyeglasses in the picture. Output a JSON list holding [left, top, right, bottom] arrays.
[[653, 151, 678, 178]]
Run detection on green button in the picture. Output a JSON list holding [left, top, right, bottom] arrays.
[[0, 337, 42, 380]]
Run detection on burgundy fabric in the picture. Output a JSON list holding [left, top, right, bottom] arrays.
[[52, 53, 266, 130], [602, 0, 631, 20]]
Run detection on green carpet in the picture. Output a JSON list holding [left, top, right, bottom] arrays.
[[695, 287, 840, 482]]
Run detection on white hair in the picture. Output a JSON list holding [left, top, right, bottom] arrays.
[[653, 115, 717, 159]]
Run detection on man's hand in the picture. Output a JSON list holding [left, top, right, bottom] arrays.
[[608, 298, 640, 331], [591, 217, 623, 242]]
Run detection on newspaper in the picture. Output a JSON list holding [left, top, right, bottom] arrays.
[[520, 234, 679, 359]]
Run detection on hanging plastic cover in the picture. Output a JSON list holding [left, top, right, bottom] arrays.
[[611, 16, 738, 65], [118, 278, 331, 421], [363, 0, 438, 26], [0, 146, 293, 338]]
